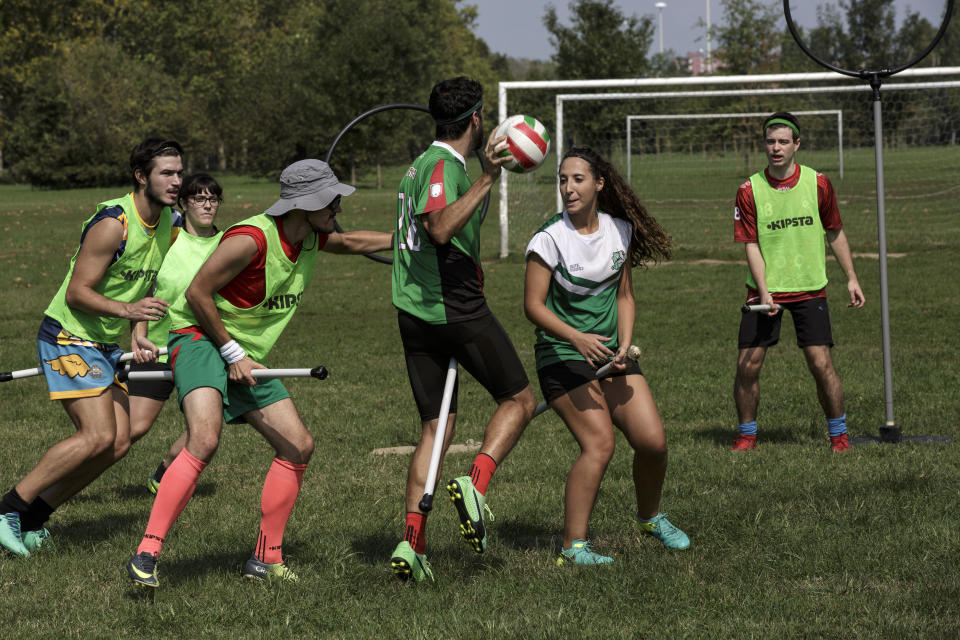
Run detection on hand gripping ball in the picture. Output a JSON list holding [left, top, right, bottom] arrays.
[[494, 114, 551, 173]]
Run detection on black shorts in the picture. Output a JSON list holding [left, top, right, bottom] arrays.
[[738, 297, 834, 349], [397, 310, 530, 421], [537, 358, 643, 403], [125, 361, 174, 401]]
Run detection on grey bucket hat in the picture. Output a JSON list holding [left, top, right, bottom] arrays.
[[264, 159, 355, 216]]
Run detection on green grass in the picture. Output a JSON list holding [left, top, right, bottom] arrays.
[[1, 149, 959, 639]]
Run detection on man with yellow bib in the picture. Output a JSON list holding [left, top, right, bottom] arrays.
[[0, 138, 183, 558], [125, 159, 392, 588], [732, 112, 865, 453]]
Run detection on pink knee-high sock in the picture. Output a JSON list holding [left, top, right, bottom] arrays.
[[255, 458, 306, 564], [137, 449, 207, 557]]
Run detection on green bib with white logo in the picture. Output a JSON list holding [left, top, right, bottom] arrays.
[[147, 229, 223, 360], [214, 214, 318, 362], [747, 165, 827, 292], [44, 193, 174, 344]]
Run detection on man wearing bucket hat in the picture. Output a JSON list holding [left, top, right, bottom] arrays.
[[125, 159, 391, 588]]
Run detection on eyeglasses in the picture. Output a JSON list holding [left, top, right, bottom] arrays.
[[189, 195, 221, 207]]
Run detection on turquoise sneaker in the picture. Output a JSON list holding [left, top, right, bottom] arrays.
[[390, 540, 434, 583], [242, 554, 299, 583], [0, 512, 30, 558], [126, 551, 159, 588], [23, 528, 52, 553], [446, 476, 494, 554], [638, 513, 690, 550], [557, 539, 613, 566]]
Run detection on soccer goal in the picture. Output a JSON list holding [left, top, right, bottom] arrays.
[[625, 110, 843, 184], [496, 67, 960, 258]]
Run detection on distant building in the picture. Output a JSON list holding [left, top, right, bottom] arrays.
[[686, 49, 725, 75]]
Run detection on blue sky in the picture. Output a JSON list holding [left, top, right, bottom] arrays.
[[471, 0, 949, 61]]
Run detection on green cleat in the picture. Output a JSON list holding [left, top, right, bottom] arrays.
[[0, 512, 30, 558], [638, 513, 690, 550], [446, 476, 493, 554], [242, 555, 298, 583], [147, 475, 160, 495], [23, 528, 52, 553], [390, 540, 434, 583], [126, 551, 160, 588], [557, 539, 614, 566]]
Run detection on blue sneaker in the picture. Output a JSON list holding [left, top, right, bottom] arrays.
[[0, 512, 30, 558], [446, 476, 494, 554], [126, 551, 160, 588], [638, 513, 690, 550], [556, 539, 613, 566], [390, 540, 434, 583], [23, 528, 52, 553]]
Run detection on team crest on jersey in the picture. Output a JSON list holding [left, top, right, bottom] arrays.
[[611, 250, 625, 271], [46, 354, 96, 378], [430, 183, 443, 198], [405, 166, 417, 180]]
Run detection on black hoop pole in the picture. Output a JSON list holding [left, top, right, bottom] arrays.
[[782, 0, 955, 444], [324, 102, 491, 265]]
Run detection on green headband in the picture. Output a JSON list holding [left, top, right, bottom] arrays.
[[764, 118, 800, 138], [434, 100, 483, 126]]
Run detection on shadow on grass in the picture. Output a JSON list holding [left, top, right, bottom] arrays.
[[493, 519, 561, 552], [692, 425, 808, 447], [349, 532, 401, 565], [111, 482, 217, 501]]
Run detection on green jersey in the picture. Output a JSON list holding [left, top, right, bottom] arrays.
[[44, 193, 176, 344], [213, 214, 318, 362], [525, 211, 632, 370], [148, 228, 223, 361], [392, 141, 488, 324], [748, 164, 827, 292]]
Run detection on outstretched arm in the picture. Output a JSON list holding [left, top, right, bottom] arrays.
[[826, 228, 865, 308], [322, 230, 393, 255]]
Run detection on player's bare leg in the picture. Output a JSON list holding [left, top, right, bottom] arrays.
[[802, 345, 844, 418], [406, 414, 458, 513], [734, 346, 767, 423], [477, 385, 537, 463]]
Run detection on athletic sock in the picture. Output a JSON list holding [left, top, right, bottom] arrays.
[[137, 449, 207, 557], [827, 414, 847, 437], [404, 512, 427, 555], [20, 497, 54, 532], [0, 488, 30, 516], [152, 461, 168, 483], [468, 453, 498, 496], [738, 421, 758, 436], [255, 458, 306, 565]]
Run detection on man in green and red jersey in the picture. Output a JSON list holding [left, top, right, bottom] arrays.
[[125, 159, 392, 588], [390, 76, 537, 582], [732, 112, 865, 454], [0, 138, 182, 558]]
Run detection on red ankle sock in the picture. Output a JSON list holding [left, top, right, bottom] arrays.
[[404, 512, 427, 554], [468, 453, 497, 496]]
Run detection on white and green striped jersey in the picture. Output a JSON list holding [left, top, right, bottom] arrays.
[[525, 211, 632, 369]]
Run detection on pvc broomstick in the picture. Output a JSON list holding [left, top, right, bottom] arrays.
[[418, 357, 457, 512], [0, 347, 169, 382], [119, 365, 329, 382], [532, 345, 642, 418], [741, 303, 781, 313]]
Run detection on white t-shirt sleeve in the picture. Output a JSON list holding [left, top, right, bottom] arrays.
[[525, 231, 559, 269]]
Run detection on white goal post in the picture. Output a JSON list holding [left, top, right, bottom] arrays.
[[625, 110, 843, 185], [497, 67, 960, 258]]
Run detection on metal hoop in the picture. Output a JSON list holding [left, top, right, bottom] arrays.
[[323, 103, 491, 265], [783, 0, 954, 79]]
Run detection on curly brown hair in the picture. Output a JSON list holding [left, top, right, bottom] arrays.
[[561, 147, 672, 267]]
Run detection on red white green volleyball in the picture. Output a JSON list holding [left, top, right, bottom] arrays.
[[495, 114, 551, 173]]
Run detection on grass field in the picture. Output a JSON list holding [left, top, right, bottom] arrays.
[[1, 147, 958, 639]]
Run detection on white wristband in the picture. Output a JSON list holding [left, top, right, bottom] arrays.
[[219, 339, 246, 365]]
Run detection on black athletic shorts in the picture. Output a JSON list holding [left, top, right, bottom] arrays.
[[537, 358, 643, 403], [125, 361, 174, 401], [397, 310, 530, 421], [738, 297, 834, 349]]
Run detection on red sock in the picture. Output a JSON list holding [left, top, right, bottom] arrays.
[[404, 512, 427, 554], [137, 449, 207, 557], [468, 453, 498, 496], [256, 458, 306, 564]]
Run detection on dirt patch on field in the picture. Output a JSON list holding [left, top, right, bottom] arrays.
[[371, 440, 482, 456]]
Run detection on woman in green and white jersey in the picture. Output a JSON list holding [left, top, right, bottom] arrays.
[[524, 147, 689, 566]]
